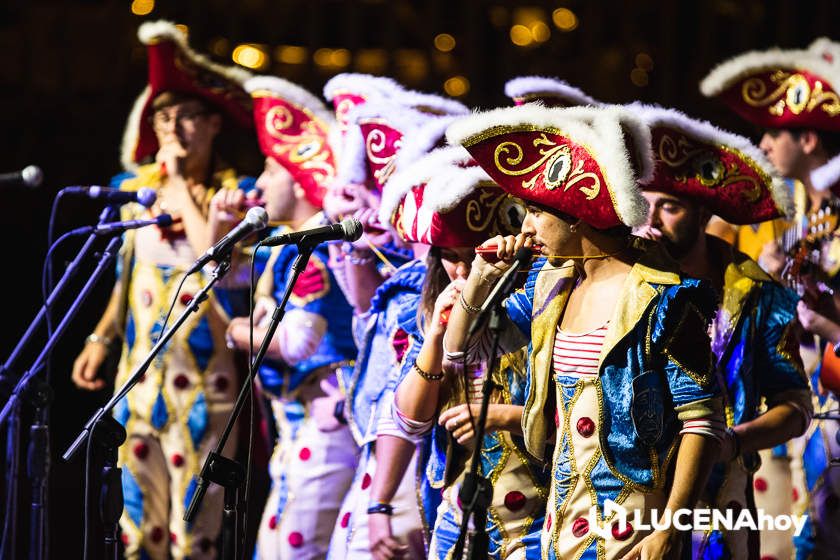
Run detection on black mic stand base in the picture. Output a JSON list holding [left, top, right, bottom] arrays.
[[92, 415, 127, 560]]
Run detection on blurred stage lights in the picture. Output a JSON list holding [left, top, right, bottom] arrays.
[[275, 45, 308, 65], [434, 33, 456, 52], [130, 0, 154, 16], [232, 44, 269, 70], [314, 48, 352, 68], [552, 8, 578, 31], [631, 52, 653, 87], [444, 76, 470, 97]]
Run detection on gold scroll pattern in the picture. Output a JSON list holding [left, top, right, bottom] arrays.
[[265, 105, 336, 182], [741, 71, 840, 118], [464, 190, 527, 235], [493, 133, 601, 200], [365, 126, 402, 186], [657, 132, 761, 202]]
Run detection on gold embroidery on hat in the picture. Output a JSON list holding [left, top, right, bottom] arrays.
[[742, 71, 840, 118]]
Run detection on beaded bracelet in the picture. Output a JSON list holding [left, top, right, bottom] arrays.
[[459, 292, 481, 314], [413, 361, 444, 382], [366, 502, 394, 515]]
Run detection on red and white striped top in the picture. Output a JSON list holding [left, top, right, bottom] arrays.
[[552, 323, 608, 378]]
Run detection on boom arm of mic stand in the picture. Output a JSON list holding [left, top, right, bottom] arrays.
[[184, 242, 316, 550], [0, 205, 117, 386], [62, 260, 232, 462], [0, 234, 123, 428]]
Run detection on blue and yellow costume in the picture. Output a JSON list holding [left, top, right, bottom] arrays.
[[696, 242, 811, 559], [253, 215, 360, 559], [504, 249, 723, 560], [112, 162, 250, 559]]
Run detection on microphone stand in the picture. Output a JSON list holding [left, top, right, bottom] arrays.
[[1, 229, 121, 560], [185, 241, 317, 560], [453, 250, 529, 560], [62, 259, 231, 559], [451, 304, 504, 560]]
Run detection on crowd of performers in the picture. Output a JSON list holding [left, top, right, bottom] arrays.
[[66, 20, 840, 559]]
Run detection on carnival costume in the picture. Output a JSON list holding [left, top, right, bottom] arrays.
[[702, 43, 840, 559], [240, 75, 359, 559], [325, 83, 470, 559], [383, 143, 548, 560], [110, 20, 254, 559], [447, 105, 725, 559], [636, 104, 814, 558]]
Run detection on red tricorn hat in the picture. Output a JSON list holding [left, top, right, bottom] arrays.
[[633, 104, 792, 224], [700, 46, 840, 133], [245, 76, 337, 209], [380, 147, 525, 247], [504, 76, 599, 108], [338, 99, 464, 191], [446, 105, 653, 229], [323, 73, 403, 139], [120, 21, 254, 171]]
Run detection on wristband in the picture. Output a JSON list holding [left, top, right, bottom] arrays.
[[458, 292, 481, 314], [366, 502, 394, 515], [413, 361, 444, 382]]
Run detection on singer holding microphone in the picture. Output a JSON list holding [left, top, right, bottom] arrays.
[[441, 105, 726, 560], [70, 21, 255, 560], [214, 75, 360, 559]]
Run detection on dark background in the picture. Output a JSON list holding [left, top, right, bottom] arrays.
[[0, 0, 837, 557]]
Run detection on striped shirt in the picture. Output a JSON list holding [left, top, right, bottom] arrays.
[[552, 324, 608, 378]]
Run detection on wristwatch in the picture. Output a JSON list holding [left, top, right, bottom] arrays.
[[86, 333, 112, 347]]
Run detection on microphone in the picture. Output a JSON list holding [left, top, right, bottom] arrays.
[[92, 214, 173, 235], [187, 207, 269, 274], [63, 186, 157, 208], [467, 247, 532, 338], [262, 217, 363, 247], [0, 165, 43, 188], [476, 243, 543, 263]]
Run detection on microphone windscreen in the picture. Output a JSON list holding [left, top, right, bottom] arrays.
[[514, 246, 533, 264], [136, 187, 157, 208], [341, 217, 363, 241], [22, 165, 43, 188], [157, 213, 174, 228], [245, 206, 269, 229]]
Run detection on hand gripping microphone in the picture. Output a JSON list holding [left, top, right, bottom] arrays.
[[187, 207, 269, 274], [261, 216, 363, 247], [467, 247, 532, 338], [63, 186, 157, 208]]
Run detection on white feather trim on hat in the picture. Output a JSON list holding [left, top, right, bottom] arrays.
[[809, 37, 840, 65], [393, 90, 469, 116], [812, 153, 840, 192], [699, 47, 840, 98], [504, 76, 600, 107], [120, 86, 151, 172], [244, 76, 335, 125], [629, 102, 794, 218], [322, 73, 403, 102], [393, 115, 459, 172], [445, 104, 652, 227], [333, 123, 368, 186], [379, 146, 481, 224]]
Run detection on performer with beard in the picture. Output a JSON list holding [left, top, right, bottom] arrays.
[[633, 105, 812, 559]]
